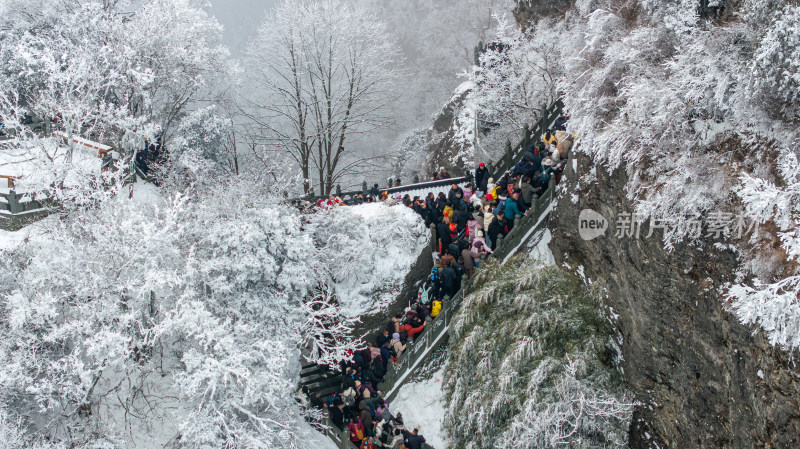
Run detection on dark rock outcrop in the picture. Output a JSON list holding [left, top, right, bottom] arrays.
[[548, 152, 800, 448], [422, 84, 474, 177], [513, 0, 574, 29]]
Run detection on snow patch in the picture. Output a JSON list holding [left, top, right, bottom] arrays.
[[391, 368, 449, 449], [527, 228, 554, 266], [310, 203, 429, 317]]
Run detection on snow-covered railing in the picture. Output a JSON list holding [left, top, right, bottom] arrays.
[[294, 99, 564, 206], [292, 176, 470, 205], [0, 190, 47, 231]]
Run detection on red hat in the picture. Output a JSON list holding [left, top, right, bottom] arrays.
[[486, 194, 493, 201], [479, 162, 485, 167]]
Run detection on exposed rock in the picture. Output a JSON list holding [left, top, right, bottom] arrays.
[[548, 152, 800, 448], [394, 82, 476, 180], [513, 0, 574, 29]]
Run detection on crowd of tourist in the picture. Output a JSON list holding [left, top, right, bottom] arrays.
[[303, 120, 573, 449], [134, 138, 164, 177]]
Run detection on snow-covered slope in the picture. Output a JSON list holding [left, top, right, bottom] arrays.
[[392, 368, 449, 449], [308, 202, 429, 317]]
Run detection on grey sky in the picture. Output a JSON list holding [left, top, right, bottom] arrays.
[[209, 0, 278, 55]]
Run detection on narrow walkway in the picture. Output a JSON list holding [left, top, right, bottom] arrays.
[[305, 191, 557, 449], [303, 99, 570, 449]]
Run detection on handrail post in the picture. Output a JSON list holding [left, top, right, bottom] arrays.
[[430, 224, 437, 252], [505, 140, 512, 171], [523, 123, 531, 148], [362, 181, 368, 196], [414, 175, 419, 184], [7, 190, 20, 214], [335, 184, 341, 197]]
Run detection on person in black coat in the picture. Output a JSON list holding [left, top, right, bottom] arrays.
[[375, 330, 390, 347], [453, 206, 470, 233], [488, 212, 508, 250], [441, 261, 458, 298], [404, 429, 427, 449], [417, 200, 433, 226], [437, 220, 452, 251], [369, 183, 380, 196], [329, 400, 346, 430], [342, 367, 357, 390], [426, 192, 436, 209], [447, 184, 464, 205], [475, 163, 489, 192]]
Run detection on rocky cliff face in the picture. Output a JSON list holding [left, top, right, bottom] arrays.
[[394, 82, 477, 181], [549, 152, 800, 448]]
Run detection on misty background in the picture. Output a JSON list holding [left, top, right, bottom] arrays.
[[209, 0, 512, 186]]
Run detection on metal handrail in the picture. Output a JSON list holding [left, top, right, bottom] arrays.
[[294, 98, 565, 204]]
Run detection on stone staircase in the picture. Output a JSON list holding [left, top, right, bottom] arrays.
[[304, 98, 567, 448]]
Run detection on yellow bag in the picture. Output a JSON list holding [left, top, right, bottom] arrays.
[[431, 300, 442, 318]]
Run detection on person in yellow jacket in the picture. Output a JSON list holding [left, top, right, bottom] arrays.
[[542, 129, 557, 146], [430, 300, 442, 318], [443, 204, 454, 219]]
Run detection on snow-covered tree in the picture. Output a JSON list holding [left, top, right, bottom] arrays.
[[444, 261, 634, 449], [241, 0, 402, 196], [471, 17, 561, 134], [305, 202, 430, 317], [728, 151, 800, 350], [0, 0, 228, 206], [0, 176, 360, 447]]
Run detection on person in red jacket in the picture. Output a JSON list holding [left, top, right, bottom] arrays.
[[360, 436, 380, 449], [349, 418, 365, 444], [401, 321, 426, 340]]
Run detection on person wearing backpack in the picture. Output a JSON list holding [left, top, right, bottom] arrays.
[[429, 267, 443, 301], [430, 298, 442, 318], [349, 418, 366, 444], [441, 261, 458, 298], [390, 333, 406, 357]]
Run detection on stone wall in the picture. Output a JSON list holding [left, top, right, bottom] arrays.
[[548, 152, 800, 448]]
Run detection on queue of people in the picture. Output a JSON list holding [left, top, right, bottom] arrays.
[[303, 120, 573, 449]]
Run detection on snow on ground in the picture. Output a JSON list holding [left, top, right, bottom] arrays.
[[502, 203, 554, 265], [0, 227, 29, 251], [391, 368, 449, 449], [0, 216, 57, 251], [306, 427, 339, 449], [129, 181, 164, 205], [390, 182, 465, 201], [527, 228, 554, 266], [309, 202, 429, 317]]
